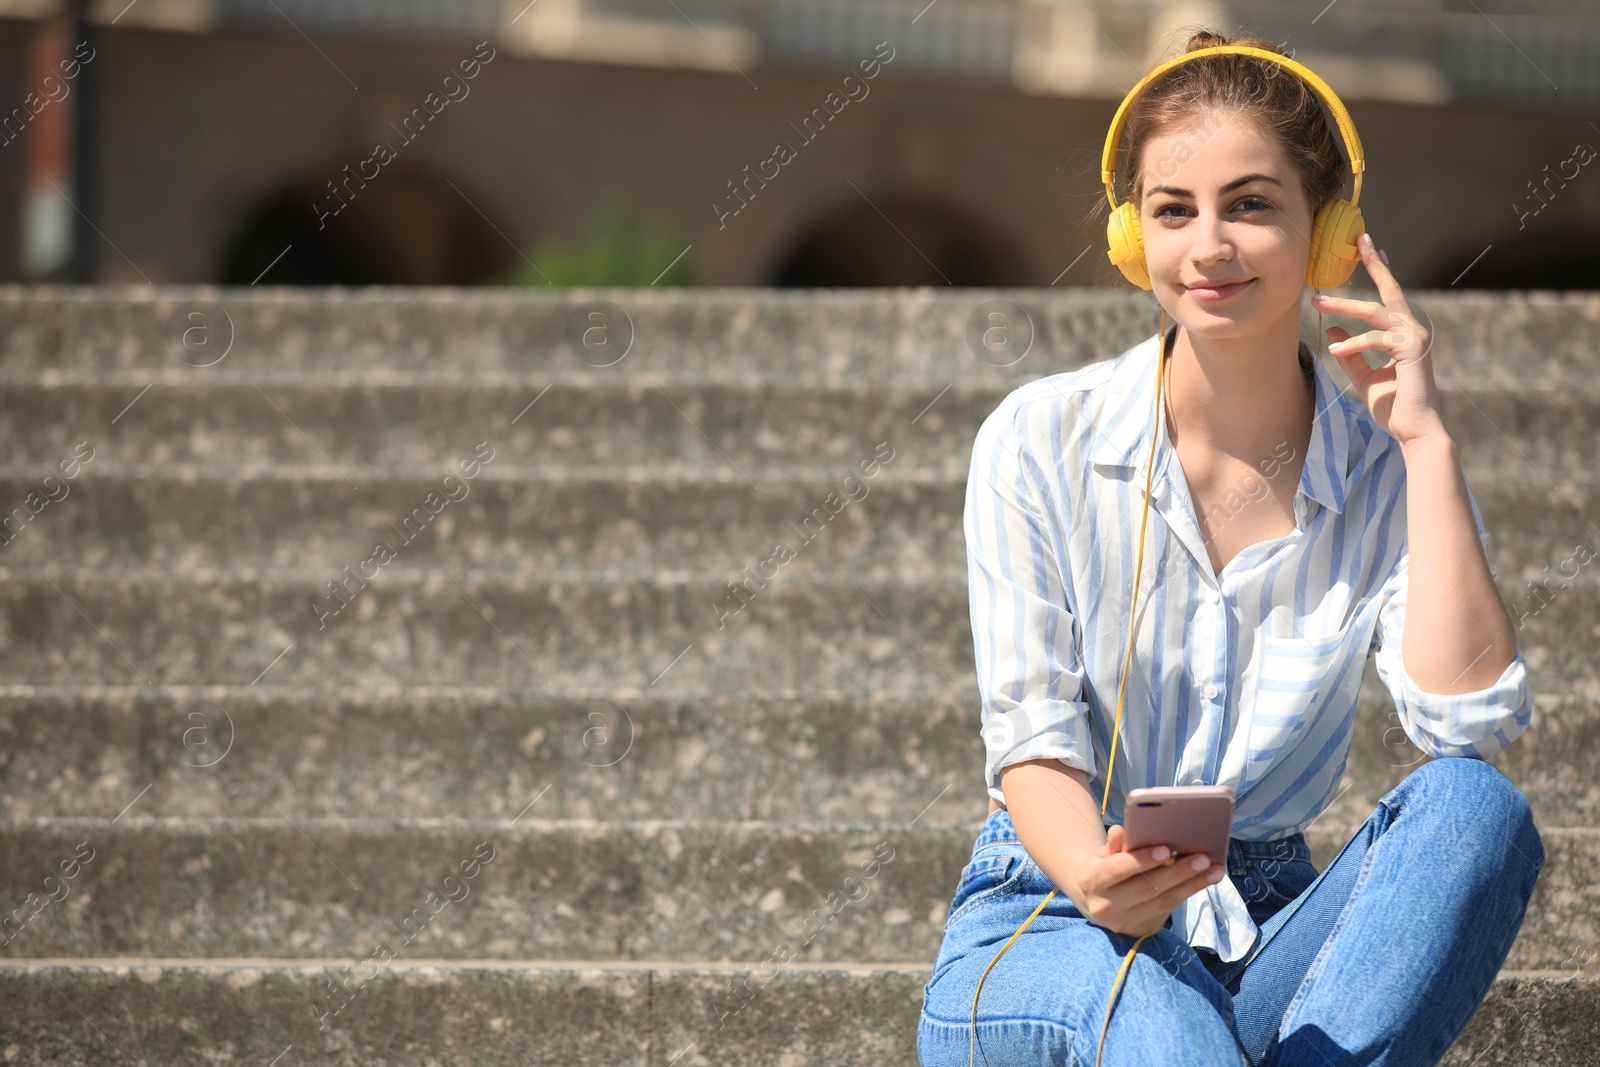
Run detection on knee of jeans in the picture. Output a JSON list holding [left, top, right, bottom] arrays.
[[1408, 756, 1519, 807], [1411, 758, 1544, 869]]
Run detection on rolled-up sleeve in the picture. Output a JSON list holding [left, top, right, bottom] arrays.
[[1370, 483, 1534, 760], [965, 397, 1094, 807]]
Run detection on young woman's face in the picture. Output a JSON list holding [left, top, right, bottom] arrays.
[[1138, 110, 1317, 338]]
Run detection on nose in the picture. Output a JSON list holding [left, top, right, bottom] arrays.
[[1189, 209, 1234, 267]]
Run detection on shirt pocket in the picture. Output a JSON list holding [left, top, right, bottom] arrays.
[[1245, 631, 1345, 771]]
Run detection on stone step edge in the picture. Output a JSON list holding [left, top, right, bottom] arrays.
[[6, 370, 1594, 394], [6, 372, 1001, 390], [5, 283, 1596, 300], [0, 958, 1587, 981], [0, 683, 1583, 709], [0, 568, 971, 585], [6, 816, 1596, 836], [0, 957, 928, 973], [10, 567, 1600, 592], [6, 466, 1599, 488], [0, 464, 968, 484]]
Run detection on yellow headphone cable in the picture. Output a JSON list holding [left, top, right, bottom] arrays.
[[966, 308, 1169, 1067]]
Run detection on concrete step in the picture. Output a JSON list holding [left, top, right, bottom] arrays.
[[7, 375, 1600, 480], [0, 287, 1162, 383], [0, 469, 967, 579], [0, 687, 986, 826], [0, 469, 1594, 585], [0, 571, 1591, 693], [0, 679, 1592, 827], [0, 571, 975, 691], [0, 960, 1591, 1066], [4, 287, 1598, 391], [0, 818, 1588, 973], [0, 377, 968, 475]]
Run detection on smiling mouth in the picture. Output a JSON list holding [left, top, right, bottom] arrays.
[[1187, 278, 1256, 300]]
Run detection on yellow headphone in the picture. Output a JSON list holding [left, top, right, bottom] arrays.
[[966, 44, 1368, 1067]]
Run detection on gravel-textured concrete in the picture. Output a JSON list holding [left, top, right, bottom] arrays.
[[0, 570, 1593, 695], [0, 962, 1592, 1066], [2, 286, 1597, 386], [0, 816, 1587, 972], [0, 961, 651, 1065], [0, 470, 1592, 583], [2, 288, 1595, 1063], [4, 375, 1600, 484], [0, 680, 1593, 829]]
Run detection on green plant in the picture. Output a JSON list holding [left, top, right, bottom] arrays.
[[507, 188, 696, 286]]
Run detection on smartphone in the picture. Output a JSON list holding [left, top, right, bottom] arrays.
[[1122, 785, 1235, 863]]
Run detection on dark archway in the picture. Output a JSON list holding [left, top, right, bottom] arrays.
[[1428, 232, 1600, 291], [220, 168, 517, 285], [770, 192, 1033, 287]]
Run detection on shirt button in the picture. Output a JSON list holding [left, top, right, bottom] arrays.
[[1203, 683, 1219, 700]]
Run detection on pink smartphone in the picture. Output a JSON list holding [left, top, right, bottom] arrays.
[[1122, 785, 1235, 863]]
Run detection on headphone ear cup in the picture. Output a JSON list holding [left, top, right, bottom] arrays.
[[1307, 198, 1365, 289], [1106, 200, 1153, 290]]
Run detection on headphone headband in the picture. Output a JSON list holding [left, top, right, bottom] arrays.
[[1101, 44, 1365, 213]]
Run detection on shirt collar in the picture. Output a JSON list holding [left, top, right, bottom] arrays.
[[1088, 324, 1351, 516]]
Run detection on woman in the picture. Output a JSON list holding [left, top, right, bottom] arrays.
[[918, 31, 1544, 1067]]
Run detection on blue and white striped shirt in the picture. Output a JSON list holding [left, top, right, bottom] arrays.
[[965, 323, 1534, 962]]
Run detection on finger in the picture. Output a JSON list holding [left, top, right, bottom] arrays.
[[1328, 338, 1398, 394], [1326, 327, 1393, 359], [1096, 842, 1177, 891], [1103, 824, 1173, 867], [1355, 232, 1411, 312], [1103, 847, 1211, 900], [1329, 325, 1425, 370], [1312, 293, 1413, 345], [1311, 292, 1383, 321], [1089, 833, 1184, 895], [1144, 863, 1228, 916], [1113, 855, 1225, 916]]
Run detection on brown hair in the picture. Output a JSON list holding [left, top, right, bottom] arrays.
[[1089, 29, 1348, 235]]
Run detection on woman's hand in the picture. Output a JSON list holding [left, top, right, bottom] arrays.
[[1311, 232, 1451, 450], [1068, 823, 1227, 938]]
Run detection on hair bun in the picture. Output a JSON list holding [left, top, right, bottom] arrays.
[[1183, 30, 1290, 58]]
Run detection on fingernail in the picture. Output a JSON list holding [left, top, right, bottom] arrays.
[[1207, 869, 1225, 884], [1379, 249, 1390, 265], [1359, 232, 1373, 249], [1152, 845, 1170, 861], [1190, 855, 1210, 871]]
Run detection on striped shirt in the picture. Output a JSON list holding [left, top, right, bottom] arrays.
[[965, 322, 1534, 963]]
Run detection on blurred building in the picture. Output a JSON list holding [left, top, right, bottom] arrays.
[[0, 0, 1594, 287]]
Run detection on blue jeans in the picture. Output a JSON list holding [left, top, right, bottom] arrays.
[[918, 757, 1545, 1066]]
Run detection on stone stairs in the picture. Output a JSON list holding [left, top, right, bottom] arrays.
[[0, 287, 1596, 1063]]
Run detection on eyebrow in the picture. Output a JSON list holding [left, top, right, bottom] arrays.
[[1144, 174, 1283, 200]]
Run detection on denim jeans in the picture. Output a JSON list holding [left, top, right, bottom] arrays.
[[918, 757, 1545, 1066]]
